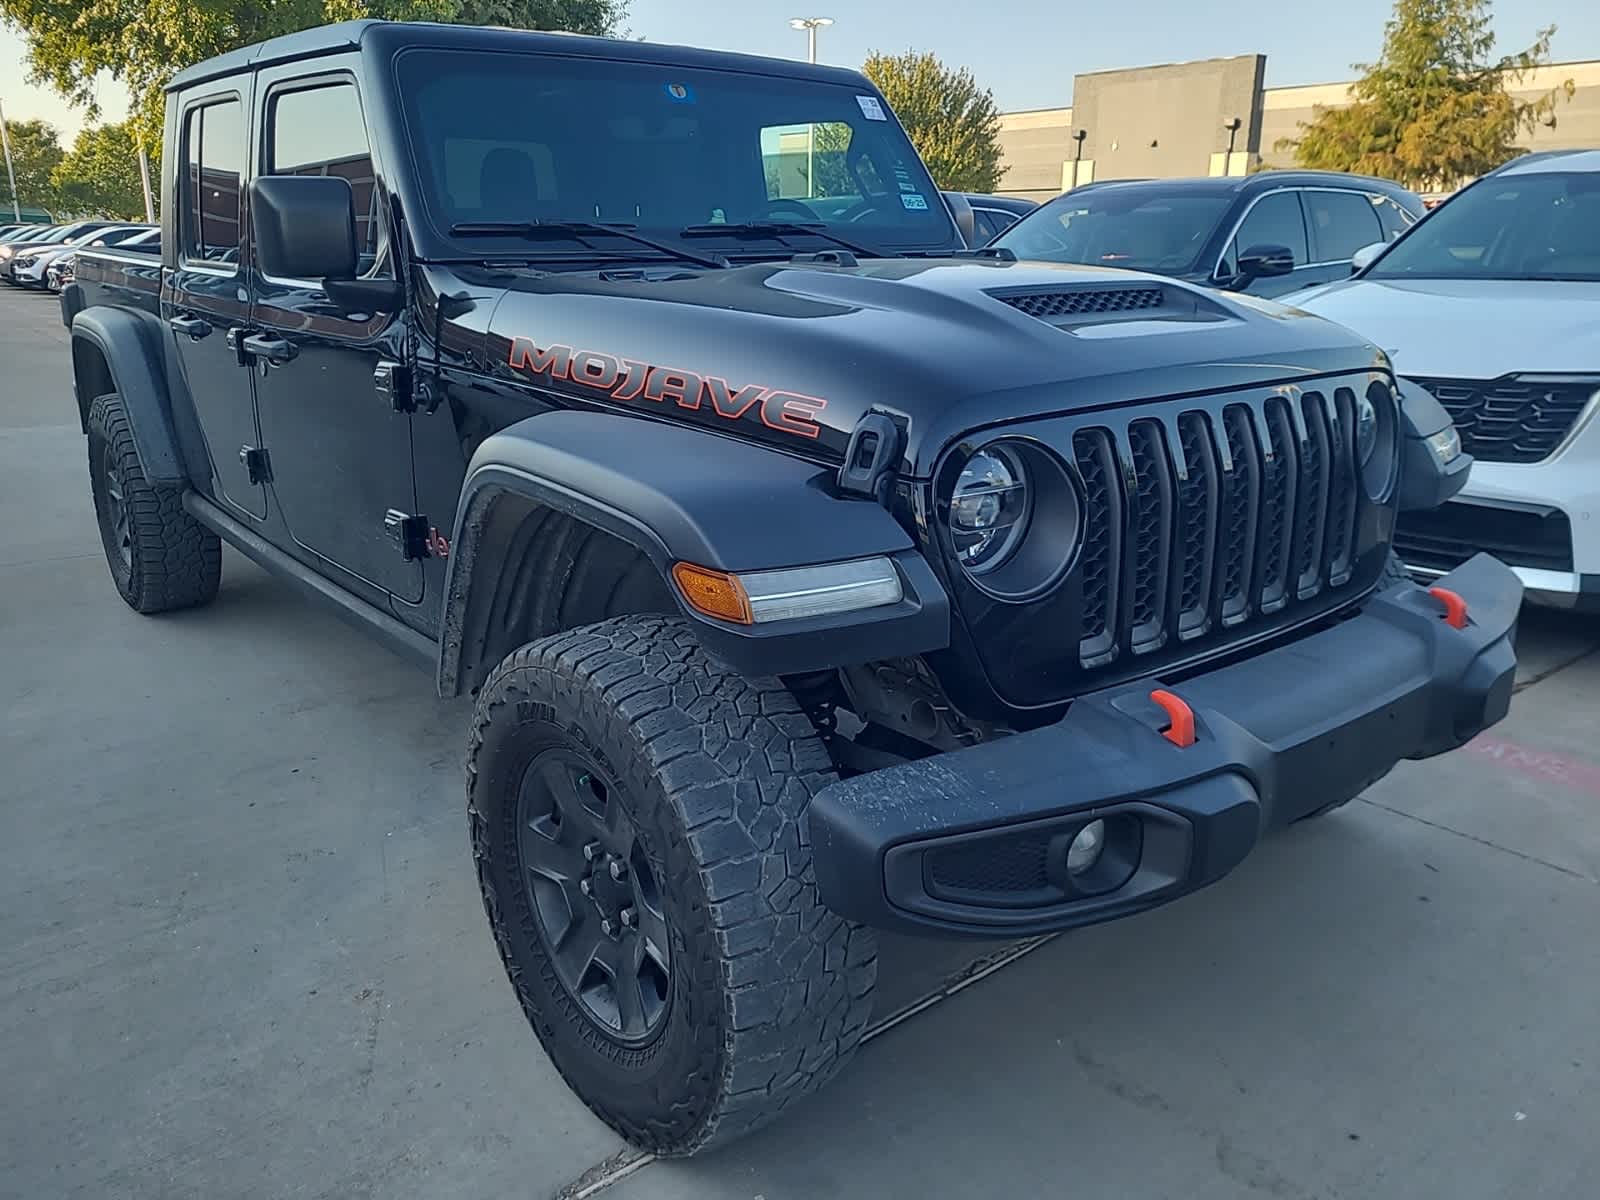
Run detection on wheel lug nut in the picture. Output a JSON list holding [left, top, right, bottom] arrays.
[[608, 860, 625, 880], [579, 879, 592, 896], [620, 907, 636, 928], [600, 918, 614, 936], [583, 843, 600, 862]]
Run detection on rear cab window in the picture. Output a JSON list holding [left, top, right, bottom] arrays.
[[181, 98, 244, 268]]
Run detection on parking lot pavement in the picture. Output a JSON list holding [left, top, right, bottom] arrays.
[[2, 281, 1596, 1199]]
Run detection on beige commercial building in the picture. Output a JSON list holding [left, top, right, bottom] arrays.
[[996, 55, 1600, 200]]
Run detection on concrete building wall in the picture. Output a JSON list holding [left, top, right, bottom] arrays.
[[1070, 56, 1264, 184], [996, 56, 1600, 200]]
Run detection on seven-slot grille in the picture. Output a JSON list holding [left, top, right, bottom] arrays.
[[1408, 376, 1597, 464], [1071, 388, 1364, 668]]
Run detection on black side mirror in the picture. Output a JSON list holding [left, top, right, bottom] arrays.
[[1235, 243, 1295, 280], [250, 175, 358, 281], [942, 191, 978, 248]]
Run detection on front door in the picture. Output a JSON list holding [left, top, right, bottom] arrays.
[[169, 88, 265, 519], [247, 67, 421, 601]]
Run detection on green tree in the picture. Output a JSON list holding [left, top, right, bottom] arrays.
[[1279, 0, 1573, 190], [861, 50, 1003, 193], [1, 117, 65, 215], [0, 0, 626, 152], [51, 122, 156, 219]]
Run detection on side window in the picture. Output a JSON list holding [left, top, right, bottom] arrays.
[[1306, 190, 1384, 262], [183, 99, 243, 266], [1232, 191, 1308, 267], [267, 81, 383, 276], [1374, 195, 1416, 241]]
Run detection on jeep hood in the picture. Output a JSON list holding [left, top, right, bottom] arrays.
[[473, 257, 1384, 477], [1286, 277, 1600, 379]]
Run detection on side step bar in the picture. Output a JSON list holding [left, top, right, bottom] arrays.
[[183, 492, 438, 673]]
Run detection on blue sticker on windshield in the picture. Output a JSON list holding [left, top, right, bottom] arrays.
[[900, 193, 929, 211], [664, 82, 695, 103]]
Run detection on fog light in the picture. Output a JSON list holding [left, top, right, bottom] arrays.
[[1066, 819, 1106, 874]]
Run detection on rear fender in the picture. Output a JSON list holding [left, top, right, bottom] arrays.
[[437, 410, 950, 694], [70, 307, 186, 487]]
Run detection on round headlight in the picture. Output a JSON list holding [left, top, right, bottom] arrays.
[[1354, 392, 1378, 466], [950, 446, 1030, 574]]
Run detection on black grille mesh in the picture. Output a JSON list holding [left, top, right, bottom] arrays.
[[1219, 406, 1258, 623], [1176, 413, 1215, 624], [1128, 421, 1171, 641], [994, 287, 1165, 320], [927, 830, 1051, 895], [1073, 430, 1117, 647], [1410, 376, 1596, 464]]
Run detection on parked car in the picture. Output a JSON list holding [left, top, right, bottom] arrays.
[[1285, 150, 1600, 609], [992, 171, 1424, 297], [11, 225, 152, 288], [48, 228, 161, 293], [1, 220, 122, 281], [64, 17, 1516, 1157]]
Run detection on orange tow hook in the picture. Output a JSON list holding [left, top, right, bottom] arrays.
[[1426, 586, 1469, 630], [1149, 689, 1196, 748]]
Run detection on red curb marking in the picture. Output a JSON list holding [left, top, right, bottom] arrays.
[[1465, 735, 1600, 799]]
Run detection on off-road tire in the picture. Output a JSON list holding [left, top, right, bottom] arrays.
[[467, 614, 877, 1155], [86, 393, 221, 614], [1297, 550, 1413, 821]]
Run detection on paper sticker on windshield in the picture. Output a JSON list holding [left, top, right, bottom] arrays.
[[664, 82, 696, 104], [900, 193, 929, 211], [856, 95, 887, 121]]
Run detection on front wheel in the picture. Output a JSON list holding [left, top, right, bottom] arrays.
[[466, 615, 877, 1155]]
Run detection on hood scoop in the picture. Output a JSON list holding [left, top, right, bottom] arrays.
[[987, 281, 1223, 330]]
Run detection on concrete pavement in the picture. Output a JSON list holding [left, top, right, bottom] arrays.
[[2, 283, 1596, 1199]]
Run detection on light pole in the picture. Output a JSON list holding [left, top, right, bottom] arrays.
[[789, 16, 832, 63], [789, 17, 833, 196], [1223, 117, 1242, 176], [0, 98, 21, 222]]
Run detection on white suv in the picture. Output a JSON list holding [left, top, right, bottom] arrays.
[[1286, 150, 1600, 609]]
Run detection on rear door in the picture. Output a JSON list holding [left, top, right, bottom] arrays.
[[168, 85, 266, 519], [246, 62, 422, 601]]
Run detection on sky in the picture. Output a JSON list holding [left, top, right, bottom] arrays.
[[3, 0, 1597, 140]]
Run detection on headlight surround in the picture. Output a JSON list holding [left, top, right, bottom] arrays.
[[1357, 381, 1400, 499], [945, 439, 1082, 600]]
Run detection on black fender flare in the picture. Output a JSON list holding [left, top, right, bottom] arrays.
[[70, 307, 187, 487], [437, 410, 950, 694]]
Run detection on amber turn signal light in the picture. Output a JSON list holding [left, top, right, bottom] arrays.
[[671, 562, 753, 625]]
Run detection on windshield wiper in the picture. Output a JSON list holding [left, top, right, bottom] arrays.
[[679, 221, 883, 260], [448, 220, 729, 270]]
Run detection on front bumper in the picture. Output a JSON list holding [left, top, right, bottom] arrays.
[[809, 554, 1520, 938]]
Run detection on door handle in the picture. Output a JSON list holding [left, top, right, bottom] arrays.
[[168, 314, 211, 339], [241, 334, 297, 365]]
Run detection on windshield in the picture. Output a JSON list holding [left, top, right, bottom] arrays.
[[1368, 171, 1600, 281], [994, 189, 1233, 274], [394, 49, 959, 258]]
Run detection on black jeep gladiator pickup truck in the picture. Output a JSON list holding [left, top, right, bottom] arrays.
[[63, 19, 1516, 1155]]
